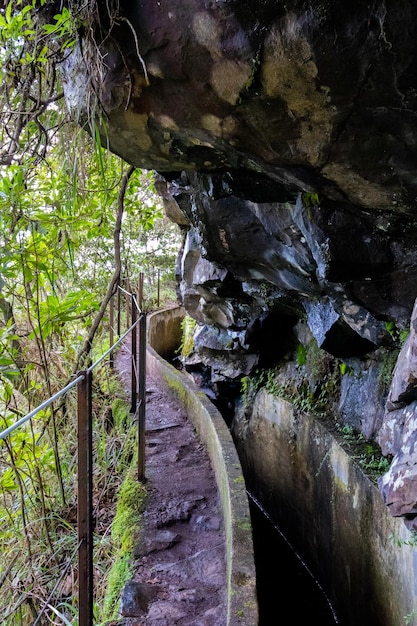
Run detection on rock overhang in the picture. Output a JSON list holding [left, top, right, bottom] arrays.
[[62, 0, 417, 212], [62, 0, 417, 524]]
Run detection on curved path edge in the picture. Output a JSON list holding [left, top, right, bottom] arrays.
[[146, 307, 259, 626]]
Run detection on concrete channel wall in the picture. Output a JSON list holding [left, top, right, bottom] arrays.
[[235, 390, 417, 626], [146, 307, 259, 626]]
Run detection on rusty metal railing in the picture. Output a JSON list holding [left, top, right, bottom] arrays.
[[0, 278, 147, 626]]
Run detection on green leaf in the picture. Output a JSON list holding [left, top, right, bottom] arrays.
[[0, 467, 17, 491]]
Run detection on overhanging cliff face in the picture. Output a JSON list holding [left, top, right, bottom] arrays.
[[62, 1, 417, 525]]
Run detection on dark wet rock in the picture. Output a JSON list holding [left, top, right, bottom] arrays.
[[337, 355, 386, 440], [64, 2, 417, 213], [190, 514, 222, 532], [303, 296, 388, 358], [134, 530, 181, 557], [120, 580, 161, 617], [149, 496, 205, 528]]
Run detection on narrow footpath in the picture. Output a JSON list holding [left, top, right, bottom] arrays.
[[112, 340, 228, 625]]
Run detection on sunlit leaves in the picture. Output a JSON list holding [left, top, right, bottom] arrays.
[[42, 6, 76, 50], [0, 466, 17, 491], [29, 290, 99, 341], [0, 2, 34, 47]]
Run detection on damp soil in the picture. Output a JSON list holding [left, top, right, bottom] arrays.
[[111, 341, 227, 626]]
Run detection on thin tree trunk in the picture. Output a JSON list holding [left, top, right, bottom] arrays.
[[74, 165, 135, 372], [0, 295, 22, 364]]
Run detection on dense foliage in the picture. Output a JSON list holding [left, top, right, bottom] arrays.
[[0, 2, 181, 623]]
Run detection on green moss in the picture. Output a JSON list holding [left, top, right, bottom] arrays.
[[166, 374, 189, 404], [111, 397, 130, 430], [378, 349, 399, 394], [100, 471, 147, 622], [302, 192, 320, 208], [304, 338, 328, 379], [112, 473, 147, 551], [101, 554, 132, 619]]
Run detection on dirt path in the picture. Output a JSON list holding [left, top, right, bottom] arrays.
[[112, 341, 227, 625]]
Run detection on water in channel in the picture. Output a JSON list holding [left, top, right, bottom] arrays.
[[248, 493, 339, 626]]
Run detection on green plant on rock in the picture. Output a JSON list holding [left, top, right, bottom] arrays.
[[385, 320, 410, 346], [336, 423, 359, 442], [296, 342, 306, 366], [240, 362, 338, 417], [302, 192, 320, 208], [389, 531, 417, 549], [178, 315, 197, 358], [339, 361, 354, 376], [404, 608, 417, 625], [359, 454, 391, 474], [241, 368, 271, 405], [335, 422, 391, 481]]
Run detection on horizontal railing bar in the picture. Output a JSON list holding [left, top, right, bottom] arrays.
[[0, 375, 85, 441], [86, 316, 142, 373], [118, 285, 142, 313], [118, 285, 133, 297], [0, 313, 143, 441]]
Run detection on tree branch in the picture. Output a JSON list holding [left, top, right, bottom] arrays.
[[74, 164, 136, 372]]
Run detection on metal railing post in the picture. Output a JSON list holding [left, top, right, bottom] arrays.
[[130, 294, 138, 413], [109, 296, 114, 369], [138, 312, 147, 481], [77, 370, 93, 626], [139, 272, 144, 311], [117, 284, 121, 336]]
